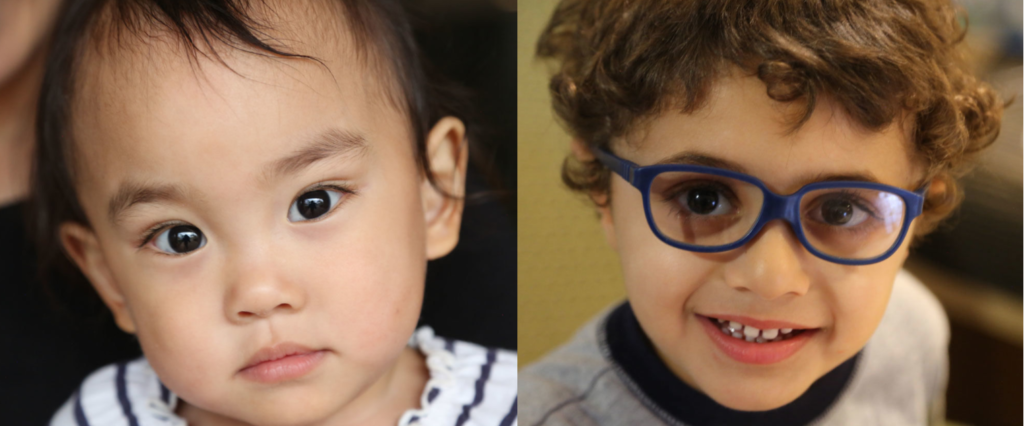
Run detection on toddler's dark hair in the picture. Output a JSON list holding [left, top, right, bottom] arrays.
[[537, 0, 1004, 238], [31, 0, 474, 317]]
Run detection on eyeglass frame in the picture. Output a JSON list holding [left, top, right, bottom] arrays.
[[592, 147, 928, 265]]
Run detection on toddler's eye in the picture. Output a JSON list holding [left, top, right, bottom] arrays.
[[154, 225, 206, 254], [288, 188, 344, 222]]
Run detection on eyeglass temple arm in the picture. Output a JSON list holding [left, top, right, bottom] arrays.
[[914, 183, 930, 195], [907, 182, 931, 215], [593, 147, 640, 186]]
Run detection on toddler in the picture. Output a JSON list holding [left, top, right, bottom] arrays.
[[32, 0, 517, 425], [522, 0, 1003, 425]]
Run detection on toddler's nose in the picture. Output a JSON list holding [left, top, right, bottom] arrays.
[[225, 258, 306, 322], [723, 221, 811, 299], [232, 288, 299, 320]]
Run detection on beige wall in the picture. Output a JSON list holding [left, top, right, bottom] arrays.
[[517, 0, 626, 367]]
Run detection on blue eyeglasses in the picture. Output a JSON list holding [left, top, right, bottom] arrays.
[[594, 148, 927, 265]]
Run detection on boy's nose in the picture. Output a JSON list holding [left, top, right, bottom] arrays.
[[723, 221, 811, 300], [225, 254, 307, 322]]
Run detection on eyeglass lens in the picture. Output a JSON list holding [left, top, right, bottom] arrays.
[[647, 171, 907, 260]]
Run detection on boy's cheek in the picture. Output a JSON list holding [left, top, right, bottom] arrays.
[[613, 205, 715, 311], [825, 265, 900, 353], [623, 253, 712, 310]]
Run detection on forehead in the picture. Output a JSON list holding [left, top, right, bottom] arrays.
[[69, 1, 410, 192], [619, 70, 925, 192]]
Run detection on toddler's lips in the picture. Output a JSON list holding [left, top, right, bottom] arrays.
[[697, 314, 817, 365], [239, 343, 328, 384]]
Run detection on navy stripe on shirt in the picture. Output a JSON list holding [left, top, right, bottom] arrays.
[[455, 349, 497, 426], [160, 382, 171, 404], [116, 362, 140, 426], [73, 390, 90, 426], [427, 387, 441, 403], [499, 397, 518, 426]]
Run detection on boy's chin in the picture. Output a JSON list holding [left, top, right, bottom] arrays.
[[702, 380, 812, 412]]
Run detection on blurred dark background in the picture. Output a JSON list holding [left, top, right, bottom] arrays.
[[411, 0, 518, 351], [906, 1, 1021, 425]]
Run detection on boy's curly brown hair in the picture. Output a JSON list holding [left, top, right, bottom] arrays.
[[536, 0, 1004, 236]]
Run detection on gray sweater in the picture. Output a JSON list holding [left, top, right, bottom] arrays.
[[521, 270, 948, 426]]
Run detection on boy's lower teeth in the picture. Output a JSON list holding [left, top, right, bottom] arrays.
[[711, 317, 802, 343]]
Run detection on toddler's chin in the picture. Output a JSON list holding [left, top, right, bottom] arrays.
[[226, 404, 334, 426], [180, 392, 339, 426]]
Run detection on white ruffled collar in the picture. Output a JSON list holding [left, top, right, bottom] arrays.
[[60, 327, 516, 426], [400, 326, 519, 426]]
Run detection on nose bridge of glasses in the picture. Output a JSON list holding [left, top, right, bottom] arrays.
[[759, 189, 802, 229]]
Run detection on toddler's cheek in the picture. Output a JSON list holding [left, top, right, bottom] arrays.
[[142, 345, 223, 411], [346, 309, 419, 361]]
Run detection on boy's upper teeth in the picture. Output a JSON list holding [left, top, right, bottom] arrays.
[[721, 318, 794, 338], [743, 325, 760, 338]]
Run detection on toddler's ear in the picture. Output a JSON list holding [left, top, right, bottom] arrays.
[[570, 138, 618, 251], [60, 222, 137, 334], [421, 116, 468, 260]]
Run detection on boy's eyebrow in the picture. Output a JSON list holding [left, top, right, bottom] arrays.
[[262, 129, 369, 184], [655, 151, 881, 185], [807, 172, 880, 184], [655, 152, 749, 173], [108, 182, 191, 226]]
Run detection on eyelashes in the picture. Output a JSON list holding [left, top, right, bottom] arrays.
[[287, 184, 352, 222], [139, 221, 188, 250], [152, 224, 206, 254], [138, 183, 355, 255]]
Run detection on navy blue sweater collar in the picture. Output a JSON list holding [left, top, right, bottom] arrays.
[[603, 302, 859, 426]]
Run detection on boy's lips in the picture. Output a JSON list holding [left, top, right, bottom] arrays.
[[239, 342, 328, 384], [696, 314, 818, 365]]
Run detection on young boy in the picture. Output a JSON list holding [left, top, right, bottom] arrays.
[[521, 0, 1003, 425]]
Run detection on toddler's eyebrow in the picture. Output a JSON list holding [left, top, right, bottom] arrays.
[[262, 129, 369, 184], [108, 182, 191, 226], [107, 129, 368, 226]]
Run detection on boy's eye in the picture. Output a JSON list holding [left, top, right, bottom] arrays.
[[683, 187, 733, 215], [668, 182, 738, 217], [820, 199, 859, 225], [154, 225, 206, 254], [288, 189, 344, 222], [805, 195, 874, 227]]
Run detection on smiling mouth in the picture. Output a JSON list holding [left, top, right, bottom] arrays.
[[706, 317, 810, 343]]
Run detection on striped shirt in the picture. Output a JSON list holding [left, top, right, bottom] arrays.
[[51, 327, 518, 426]]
